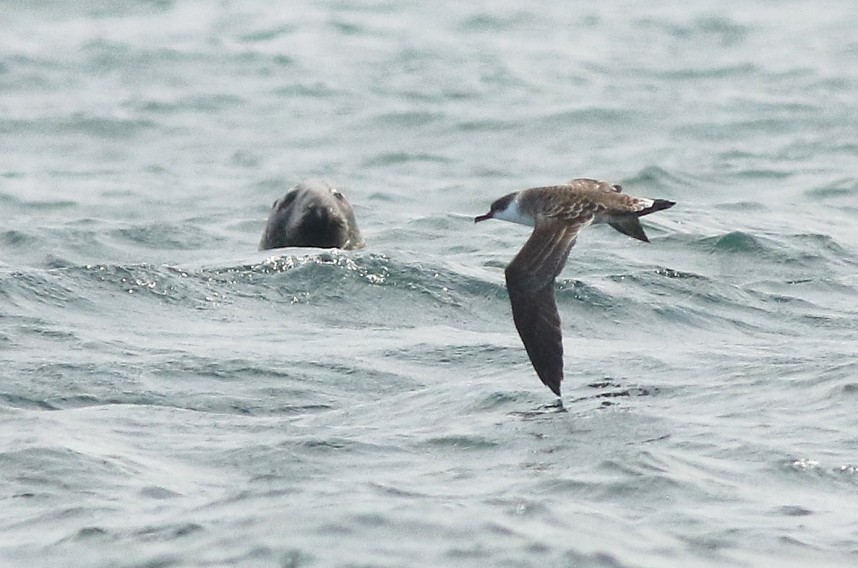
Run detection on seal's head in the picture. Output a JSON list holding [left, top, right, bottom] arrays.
[[259, 181, 364, 251]]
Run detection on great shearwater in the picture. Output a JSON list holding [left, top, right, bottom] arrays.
[[475, 178, 675, 396]]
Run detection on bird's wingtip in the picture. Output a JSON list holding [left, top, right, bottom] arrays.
[[545, 375, 563, 397]]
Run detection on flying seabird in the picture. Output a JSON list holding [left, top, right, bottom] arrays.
[[475, 178, 675, 396]]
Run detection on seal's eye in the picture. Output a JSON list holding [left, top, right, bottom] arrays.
[[276, 190, 298, 210], [332, 190, 345, 201]]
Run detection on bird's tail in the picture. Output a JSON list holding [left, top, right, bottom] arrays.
[[608, 198, 675, 243], [639, 199, 676, 216]]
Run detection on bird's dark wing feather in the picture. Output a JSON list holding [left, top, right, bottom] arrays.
[[504, 219, 588, 396]]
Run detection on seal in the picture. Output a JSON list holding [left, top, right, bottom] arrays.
[[259, 181, 364, 250]]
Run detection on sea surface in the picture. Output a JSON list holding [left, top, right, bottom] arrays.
[[3, 1, 858, 567]]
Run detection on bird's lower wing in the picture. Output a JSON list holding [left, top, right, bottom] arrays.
[[504, 220, 587, 396], [507, 283, 564, 395]]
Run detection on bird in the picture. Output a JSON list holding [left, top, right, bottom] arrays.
[[474, 178, 675, 397]]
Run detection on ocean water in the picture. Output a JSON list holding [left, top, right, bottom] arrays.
[[2, 1, 858, 566]]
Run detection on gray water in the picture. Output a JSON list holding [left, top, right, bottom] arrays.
[[3, 2, 858, 567]]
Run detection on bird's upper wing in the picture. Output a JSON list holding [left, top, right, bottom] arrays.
[[565, 178, 622, 193], [504, 217, 591, 396]]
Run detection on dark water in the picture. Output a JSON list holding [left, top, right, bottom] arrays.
[[3, 2, 858, 566]]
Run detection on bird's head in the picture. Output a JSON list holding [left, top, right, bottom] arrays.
[[475, 192, 532, 226]]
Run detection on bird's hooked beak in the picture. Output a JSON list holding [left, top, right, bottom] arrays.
[[474, 211, 493, 223]]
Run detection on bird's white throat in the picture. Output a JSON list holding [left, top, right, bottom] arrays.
[[494, 197, 534, 227]]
